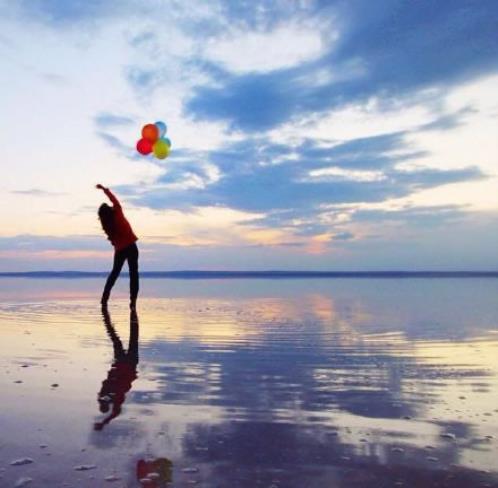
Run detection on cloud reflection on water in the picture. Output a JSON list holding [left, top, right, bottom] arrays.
[[1, 279, 497, 486]]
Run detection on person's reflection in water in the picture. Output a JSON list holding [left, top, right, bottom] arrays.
[[137, 458, 173, 486], [94, 306, 139, 431]]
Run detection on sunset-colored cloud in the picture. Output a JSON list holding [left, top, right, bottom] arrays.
[[1, 1, 497, 270]]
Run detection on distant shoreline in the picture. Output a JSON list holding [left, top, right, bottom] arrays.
[[1, 271, 498, 279]]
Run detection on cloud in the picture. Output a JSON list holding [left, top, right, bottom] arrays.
[[307, 167, 386, 182], [96, 130, 147, 163], [96, 131, 129, 151], [202, 21, 328, 74], [110, 128, 486, 249], [156, 149, 222, 191], [10, 188, 66, 197], [332, 231, 354, 241], [0, 249, 110, 260], [125, 67, 159, 92], [186, 1, 498, 132], [121, 133, 485, 214], [3, 212, 498, 271], [417, 106, 478, 132], [353, 204, 468, 226], [1, 0, 497, 270], [40, 72, 67, 85], [94, 112, 135, 128], [391, 166, 485, 189], [0, 234, 107, 251]]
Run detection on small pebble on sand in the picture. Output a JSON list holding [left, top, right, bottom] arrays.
[[74, 465, 97, 471], [10, 458, 34, 466], [15, 477, 33, 487], [440, 433, 456, 440], [105, 475, 121, 482]]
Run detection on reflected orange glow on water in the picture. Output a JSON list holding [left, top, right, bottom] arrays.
[[1, 278, 498, 487]]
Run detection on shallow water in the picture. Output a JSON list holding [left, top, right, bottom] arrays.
[[1, 278, 498, 487]]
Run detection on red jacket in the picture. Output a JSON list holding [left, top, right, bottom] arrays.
[[104, 188, 138, 251]]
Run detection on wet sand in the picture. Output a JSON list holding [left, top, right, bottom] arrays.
[[0, 278, 497, 487]]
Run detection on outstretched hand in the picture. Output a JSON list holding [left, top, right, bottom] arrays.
[[96, 184, 105, 190]]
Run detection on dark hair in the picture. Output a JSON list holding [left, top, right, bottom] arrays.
[[98, 203, 115, 242]]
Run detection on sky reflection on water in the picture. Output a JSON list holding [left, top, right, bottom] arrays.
[[0, 278, 497, 487]]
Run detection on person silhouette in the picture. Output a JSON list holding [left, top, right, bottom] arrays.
[[94, 306, 139, 431], [96, 184, 139, 309]]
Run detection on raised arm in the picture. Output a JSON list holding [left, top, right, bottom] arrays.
[[96, 184, 121, 209]]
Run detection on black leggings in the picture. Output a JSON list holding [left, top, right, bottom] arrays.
[[102, 242, 139, 300]]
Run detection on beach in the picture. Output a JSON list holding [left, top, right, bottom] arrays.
[[1, 277, 497, 487]]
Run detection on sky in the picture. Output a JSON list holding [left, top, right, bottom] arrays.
[[0, 0, 497, 271]]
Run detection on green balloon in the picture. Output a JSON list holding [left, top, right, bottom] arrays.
[[153, 139, 170, 159]]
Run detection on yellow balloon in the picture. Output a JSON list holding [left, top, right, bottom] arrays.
[[153, 139, 170, 159]]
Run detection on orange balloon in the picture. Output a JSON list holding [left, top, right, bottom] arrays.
[[142, 123, 159, 142]]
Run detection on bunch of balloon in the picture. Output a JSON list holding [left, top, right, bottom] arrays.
[[136, 121, 171, 160]]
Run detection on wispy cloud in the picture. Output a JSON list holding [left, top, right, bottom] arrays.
[[94, 112, 135, 128], [0, 249, 110, 260], [116, 132, 486, 217], [11, 188, 67, 197]]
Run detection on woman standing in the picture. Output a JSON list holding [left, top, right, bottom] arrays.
[[96, 184, 139, 309]]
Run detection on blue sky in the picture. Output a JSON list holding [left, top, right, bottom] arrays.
[[0, 0, 497, 270]]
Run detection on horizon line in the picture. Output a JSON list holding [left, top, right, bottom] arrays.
[[2, 270, 498, 279]]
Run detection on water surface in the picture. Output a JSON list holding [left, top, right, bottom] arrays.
[[1, 278, 497, 487]]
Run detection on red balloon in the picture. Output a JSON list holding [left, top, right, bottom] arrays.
[[136, 138, 152, 155], [142, 123, 159, 142]]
